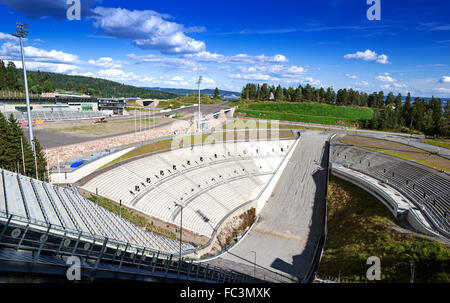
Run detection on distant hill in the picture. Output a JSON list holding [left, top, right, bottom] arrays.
[[28, 71, 178, 99], [144, 87, 240, 101]]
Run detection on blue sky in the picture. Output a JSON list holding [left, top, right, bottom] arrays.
[[0, 0, 449, 97]]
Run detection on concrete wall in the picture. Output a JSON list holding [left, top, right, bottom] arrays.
[[255, 137, 300, 214], [51, 146, 135, 184], [45, 119, 192, 165]]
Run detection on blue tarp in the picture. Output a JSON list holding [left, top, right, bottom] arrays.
[[70, 161, 84, 168]]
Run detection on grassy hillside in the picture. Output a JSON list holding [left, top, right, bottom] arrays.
[[318, 176, 450, 282], [236, 102, 373, 126], [31, 71, 177, 99]]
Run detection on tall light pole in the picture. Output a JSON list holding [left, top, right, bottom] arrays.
[[170, 202, 183, 260], [12, 22, 34, 154], [197, 76, 203, 132], [250, 251, 256, 279]]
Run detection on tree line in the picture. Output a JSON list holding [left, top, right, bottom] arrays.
[[0, 112, 48, 181], [0, 61, 177, 99], [241, 83, 449, 137]]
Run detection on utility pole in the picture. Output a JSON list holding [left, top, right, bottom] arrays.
[[197, 76, 203, 132], [20, 136, 26, 175], [12, 22, 35, 155], [174, 202, 183, 260]]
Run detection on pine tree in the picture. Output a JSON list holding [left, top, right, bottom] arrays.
[[213, 87, 220, 99], [275, 85, 284, 101], [33, 139, 48, 181], [0, 60, 7, 90]]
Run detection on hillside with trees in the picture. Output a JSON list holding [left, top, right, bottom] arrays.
[[240, 83, 449, 137], [0, 112, 48, 181], [0, 60, 177, 99]]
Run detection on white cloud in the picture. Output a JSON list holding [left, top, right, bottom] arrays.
[[88, 57, 127, 69], [11, 60, 79, 73], [91, 7, 206, 54], [0, 32, 17, 42], [229, 73, 278, 81], [127, 53, 199, 71], [435, 88, 450, 94], [302, 77, 321, 86], [355, 81, 369, 86], [376, 74, 396, 82], [439, 76, 450, 83], [344, 49, 390, 64], [0, 41, 80, 64], [226, 53, 288, 64], [345, 73, 358, 79]]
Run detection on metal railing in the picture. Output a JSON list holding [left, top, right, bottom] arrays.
[[0, 210, 255, 282]]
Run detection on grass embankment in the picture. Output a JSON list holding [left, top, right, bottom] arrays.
[[85, 194, 176, 239], [419, 138, 450, 150], [236, 102, 373, 126], [98, 139, 174, 170], [45, 117, 168, 136], [318, 176, 450, 282], [223, 119, 337, 132], [98, 130, 295, 170], [340, 135, 450, 172], [158, 94, 223, 109]]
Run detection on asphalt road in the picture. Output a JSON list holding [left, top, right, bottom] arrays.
[[206, 131, 330, 282]]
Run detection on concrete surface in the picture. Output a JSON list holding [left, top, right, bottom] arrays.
[[206, 131, 330, 282]]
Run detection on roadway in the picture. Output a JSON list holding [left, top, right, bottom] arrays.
[[206, 131, 330, 282]]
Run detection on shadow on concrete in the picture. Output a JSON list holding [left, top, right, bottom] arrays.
[[269, 139, 329, 281]]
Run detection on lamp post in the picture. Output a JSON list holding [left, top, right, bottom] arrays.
[[197, 76, 203, 132], [250, 250, 256, 279], [12, 22, 34, 154], [173, 202, 183, 260]]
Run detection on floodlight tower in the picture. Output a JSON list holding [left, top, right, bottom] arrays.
[[197, 76, 203, 132], [12, 22, 34, 154]]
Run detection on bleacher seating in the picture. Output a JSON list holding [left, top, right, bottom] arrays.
[[1, 110, 108, 122], [331, 142, 450, 232], [0, 168, 193, 255], [82, 140, 294, 238]]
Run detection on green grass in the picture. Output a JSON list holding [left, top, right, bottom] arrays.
[[158, 93, 223, 109], [318, 176, 450, 283], [98, 139, 174, 170], [236, 102, 373, 126], [419, 138, 450, 150]]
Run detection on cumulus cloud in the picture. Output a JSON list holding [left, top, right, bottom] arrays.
[[439, 76, 450, 83], [0, 41, 80, 65], [88, 57, 127, 69], [376, 74, 396, 82], [344, 49, 390, 64], [11, 60, 79, 73], [0, 32, 17, 42], [91, 7, 206, 54]]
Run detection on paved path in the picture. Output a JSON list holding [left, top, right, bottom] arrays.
[[206, 131, 330, 282]]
